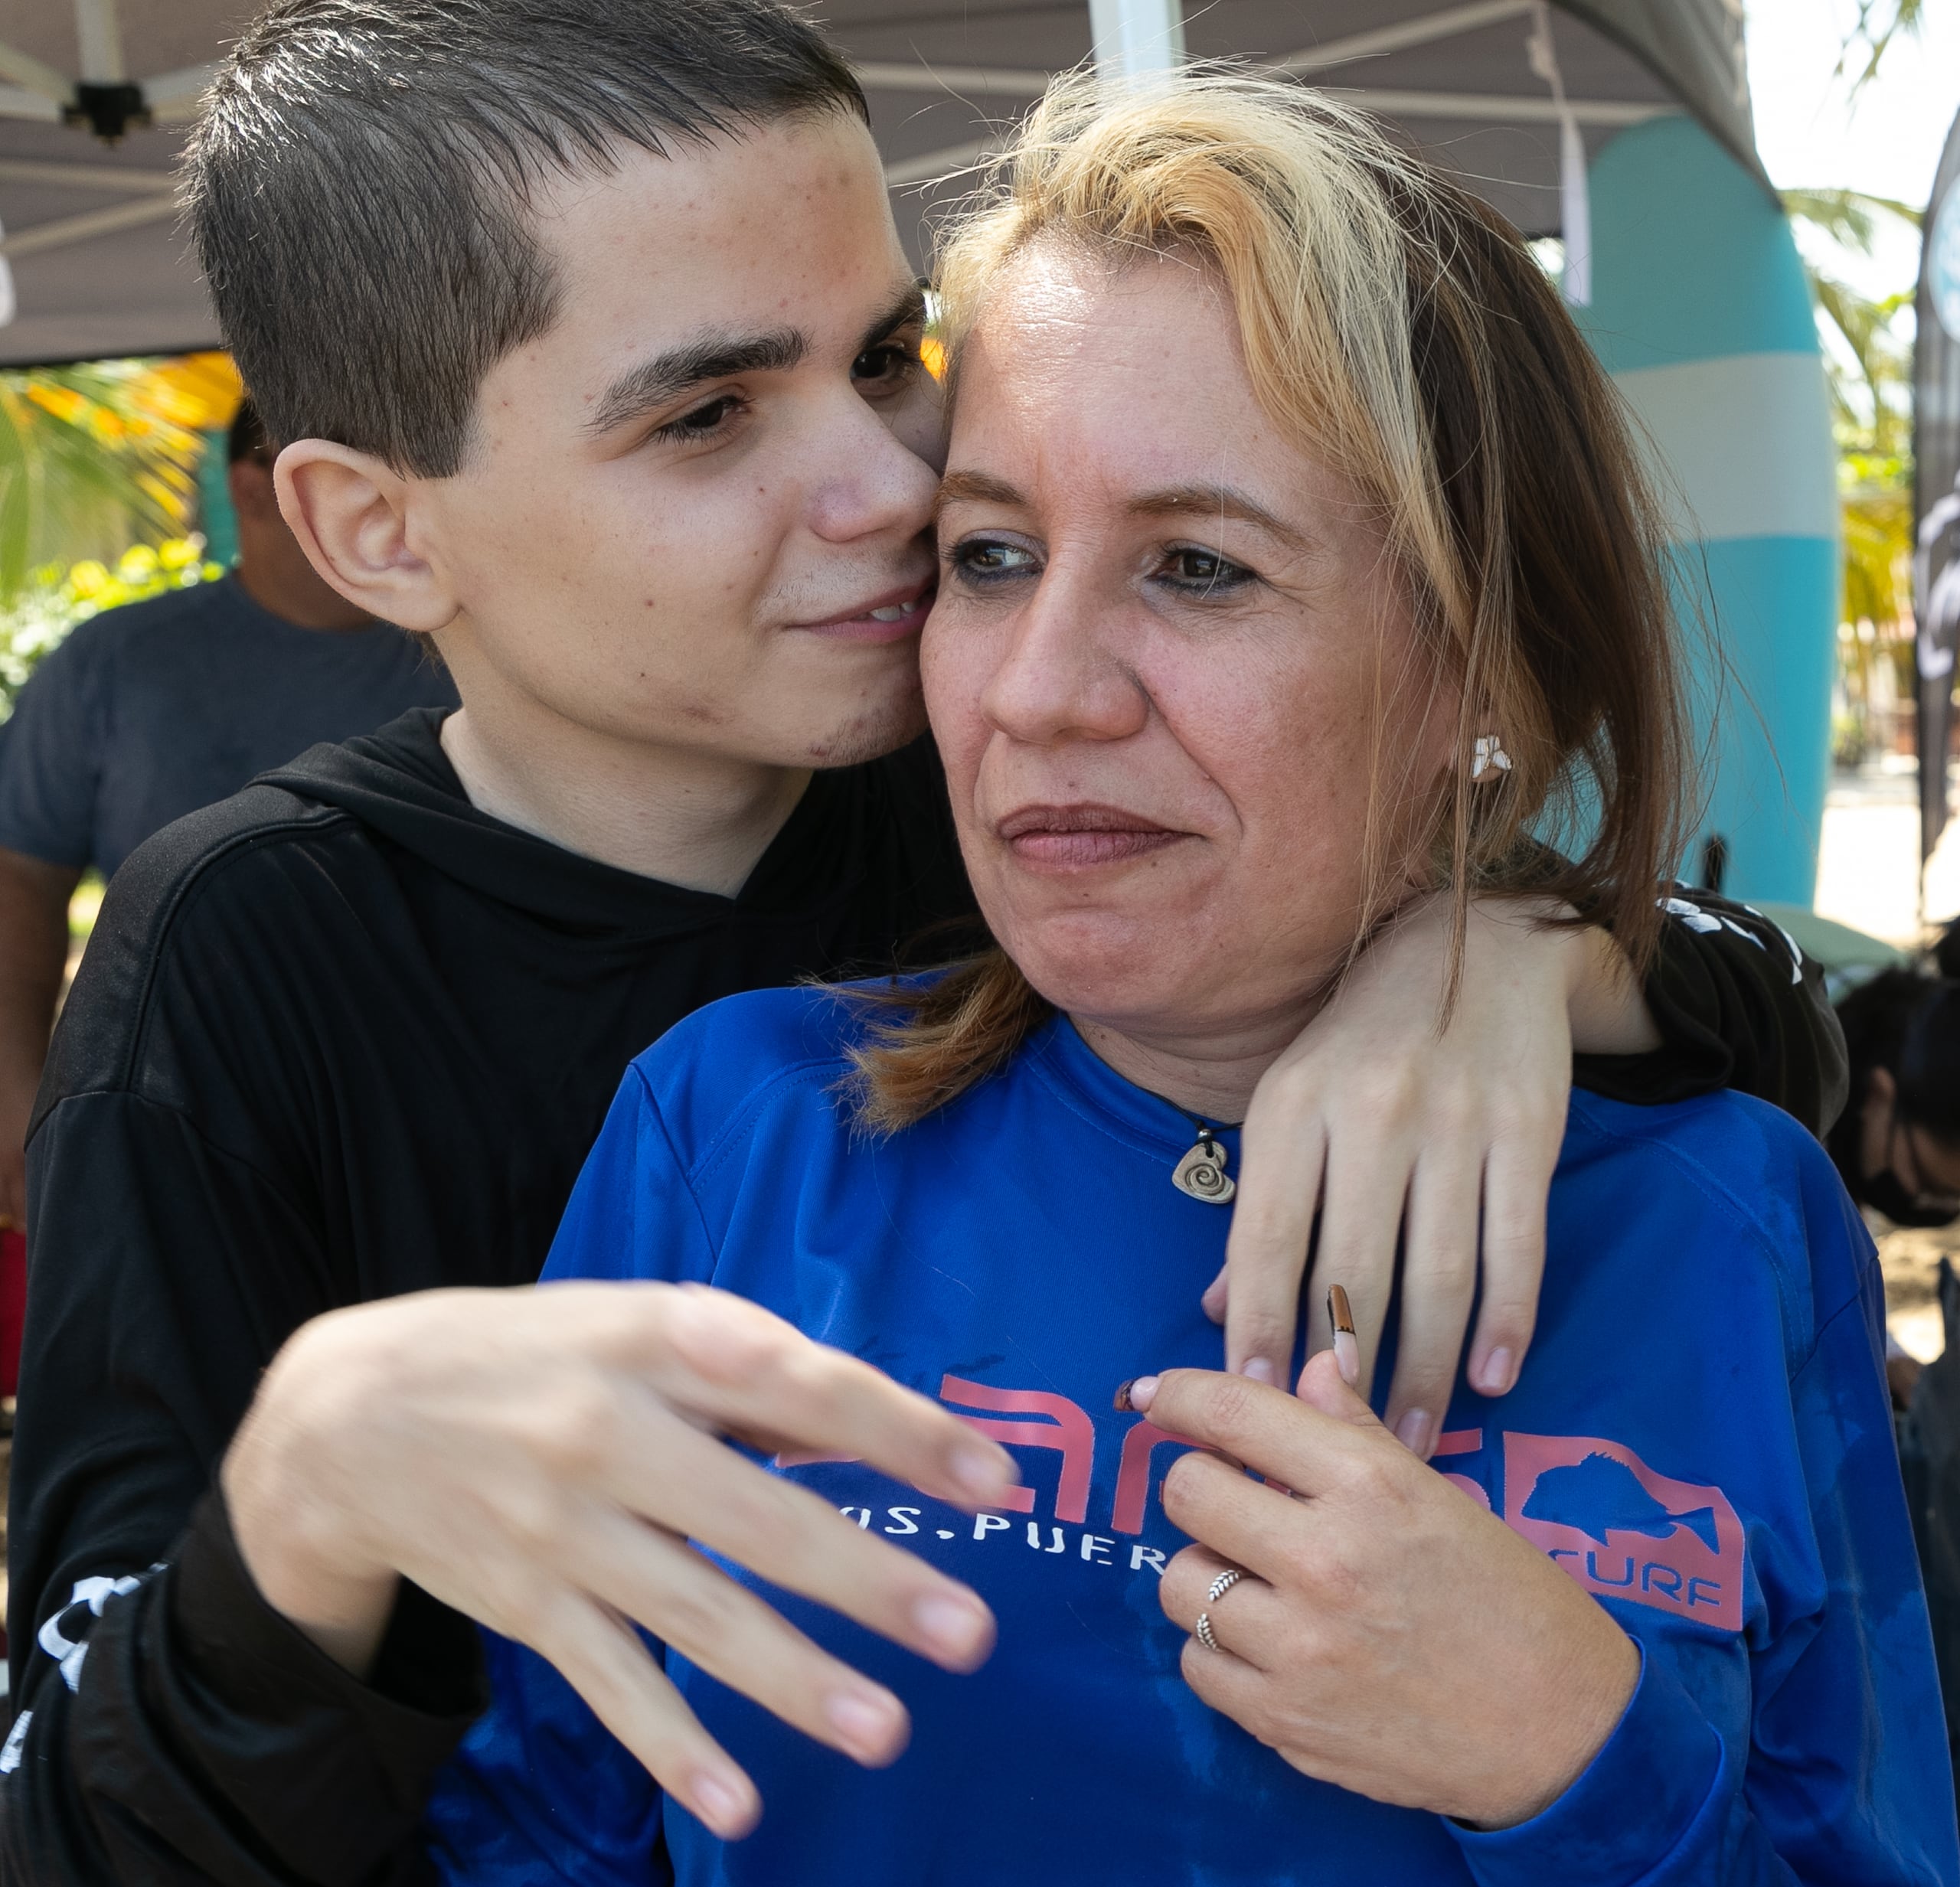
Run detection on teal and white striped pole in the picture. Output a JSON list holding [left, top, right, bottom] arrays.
[[1579, 116, 1839, 905]]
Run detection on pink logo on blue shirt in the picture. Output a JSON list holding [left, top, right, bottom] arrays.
[[1504, 1432, 1743, 1631]]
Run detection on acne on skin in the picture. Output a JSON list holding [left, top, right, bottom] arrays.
[[279, 113, 945, 898]]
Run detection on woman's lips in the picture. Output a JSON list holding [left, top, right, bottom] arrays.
[[995, 805, 1189, 870], [792, 582, 933, 645]]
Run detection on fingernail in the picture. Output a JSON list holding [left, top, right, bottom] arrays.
[[691, 1771, 753, 1837], [1125, 1373, 1160, 1412], [1475, 1347, 1515, 1396], [1240, 1356, 1278, 1385], [913, 1592, 993, 1667], [949, 1442, 1012, 1500], [1331, 1330, 1361, 1388], [1395, 1409, 1434, 1458], [826, 1689, 903, 1762]]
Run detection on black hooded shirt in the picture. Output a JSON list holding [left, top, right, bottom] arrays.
[[0, 709, 1845, 1885]]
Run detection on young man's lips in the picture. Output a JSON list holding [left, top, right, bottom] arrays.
[[996, 805, 1188, 870], [793, 583, 934, 644]]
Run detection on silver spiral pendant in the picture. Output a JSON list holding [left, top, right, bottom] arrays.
[[1172, 1138, 1236, 1204]]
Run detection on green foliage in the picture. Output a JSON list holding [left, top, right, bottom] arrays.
[[1781, 188, 1921, 632], [0, 362, 207, 606], [0, 539, 221, 719], [1838, 0, 1925, 96]]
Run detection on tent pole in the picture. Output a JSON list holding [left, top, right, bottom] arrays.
[[1089, 0, 1184, 84], [73, 0, 126, 84], [0, 41, 72, 105]]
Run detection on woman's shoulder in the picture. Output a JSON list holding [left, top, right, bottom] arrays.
[[1563, 1087, 1873, 1352], [623, 976, 924, 1167]]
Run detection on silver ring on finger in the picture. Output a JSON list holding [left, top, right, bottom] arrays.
[[1206, 1566, 1246, 1605], [1194, 1609, 1220, 1652]]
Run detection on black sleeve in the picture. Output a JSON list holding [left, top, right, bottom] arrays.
[[1573, 887, 1848, 1137], [1, 1091, 483, 1885]]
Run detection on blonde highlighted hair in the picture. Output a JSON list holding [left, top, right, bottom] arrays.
[[854, 70, 1688, 1131]]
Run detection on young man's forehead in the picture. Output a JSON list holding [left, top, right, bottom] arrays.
[[533, 113, 896, 268]]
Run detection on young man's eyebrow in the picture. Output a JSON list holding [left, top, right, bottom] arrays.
[[933, 470, 1026, 521], [584, 328, 806, 435], [858, 281, 929, 356], [1128, 485, 1308, 549]]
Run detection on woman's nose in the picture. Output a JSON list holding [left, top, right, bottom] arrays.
[[979, 562, 1148, 746]]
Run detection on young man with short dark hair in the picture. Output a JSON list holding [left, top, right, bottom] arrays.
[[2, 3, 1841, 1881]]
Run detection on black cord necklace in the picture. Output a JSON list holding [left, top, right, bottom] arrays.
[[1171, 1118, 1236, 1204]]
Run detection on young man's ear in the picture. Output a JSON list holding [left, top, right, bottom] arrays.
[[275, 442, 457, 634]]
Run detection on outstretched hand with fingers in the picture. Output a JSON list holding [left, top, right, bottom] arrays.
[[1214, 894, 1658, 1454], [223, 1281, 1019, 1839]]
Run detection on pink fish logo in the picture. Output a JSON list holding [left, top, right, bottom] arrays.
[[1504, 1433, 1743, 1632]]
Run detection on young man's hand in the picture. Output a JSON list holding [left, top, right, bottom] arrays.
[[223, 1282, 1018, 1839], [1214, 896, 1658, 1454]]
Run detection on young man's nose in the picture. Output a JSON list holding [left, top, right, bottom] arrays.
[[980, 563, 1149, 746], [802, 386, 940, 546]]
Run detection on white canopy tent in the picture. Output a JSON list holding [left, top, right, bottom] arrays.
[[0, 0, 1840, 912], [0, 0, 1763, 365]]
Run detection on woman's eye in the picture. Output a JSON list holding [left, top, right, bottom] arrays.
[[852, 341, 920, 391], [1158, 547, 1254, 594], [652, 393, 745, 443], [949, 537, 1040, 583]]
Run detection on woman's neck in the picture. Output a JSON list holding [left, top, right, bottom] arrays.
[[1071, 1007, 1324, 1125]]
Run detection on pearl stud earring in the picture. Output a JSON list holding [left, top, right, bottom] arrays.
[[1471, 735, 1513, 783]]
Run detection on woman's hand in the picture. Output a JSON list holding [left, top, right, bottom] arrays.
[[1134, 1358, 1638, 1828], [1218, 894, 1659, 1455]]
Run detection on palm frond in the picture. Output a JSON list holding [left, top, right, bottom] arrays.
[[1838, 0, 1925, 97], [0, 360, 208, 605]]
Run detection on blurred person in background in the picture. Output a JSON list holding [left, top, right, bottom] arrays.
[[1824, 969, 1960, 1409], [0, 397, 457, 1233], [1849, 961, 1960, 1808], [1828, 970, 1960, 1233]]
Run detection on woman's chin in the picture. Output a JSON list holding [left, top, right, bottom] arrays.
[[1004, 935, 1207, 1028]]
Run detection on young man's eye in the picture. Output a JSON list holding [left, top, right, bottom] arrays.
[[652, 393, 745, 443], [852, 341, 920, 390], [948, 537, 1040, 583], [1158, 546, 1254, 594]]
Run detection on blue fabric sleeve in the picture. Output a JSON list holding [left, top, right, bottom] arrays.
[[0, 622, 107, 868], [1454, 1254, 1958, 1887], [539, 1066, 718, 1289], [426, 1068, 717, 1885]]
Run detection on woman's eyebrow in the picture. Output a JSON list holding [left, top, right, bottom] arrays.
[[584, 328, 805, 436], [1129, 484, 1308, 548], [933, 470, 1026, 521]]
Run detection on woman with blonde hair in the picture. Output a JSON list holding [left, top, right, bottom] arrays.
[[430, 73, 1956, 1884]]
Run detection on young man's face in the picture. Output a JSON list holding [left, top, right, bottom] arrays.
[[416, 110, 941, 769]]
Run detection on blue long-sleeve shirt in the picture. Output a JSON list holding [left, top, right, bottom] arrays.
[[426, 984, 1959, 1886]]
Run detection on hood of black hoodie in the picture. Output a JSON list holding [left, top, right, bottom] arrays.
[[256, 707, 906, 941]]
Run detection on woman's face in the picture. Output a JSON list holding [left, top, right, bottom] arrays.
[[923, 245, 1455, 1050]]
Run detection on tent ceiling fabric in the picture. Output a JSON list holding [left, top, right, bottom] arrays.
[[0, 0, 1758, 367]]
